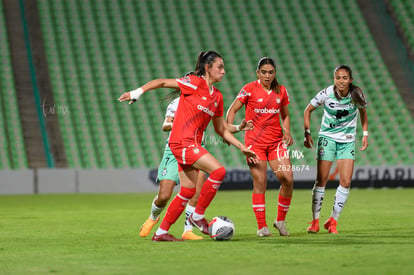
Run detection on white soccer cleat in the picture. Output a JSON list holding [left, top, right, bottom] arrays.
[[274, 220, 290, 236], [257, 227, 273, 237]]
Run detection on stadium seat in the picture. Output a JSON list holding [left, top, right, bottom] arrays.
[[0, 1, 28, 169], [35, 0, 414, 168]]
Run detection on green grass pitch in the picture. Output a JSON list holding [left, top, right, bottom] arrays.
[[0, 188, 413, 275]]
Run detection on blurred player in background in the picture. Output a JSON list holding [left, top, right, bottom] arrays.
[[226, 57, 294, 237], [118, 50, 258, 241], [304, 64, 368, 234], [140, 92, 253, 240]]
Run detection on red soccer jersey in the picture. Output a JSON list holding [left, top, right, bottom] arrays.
[[169, 75, 224, 146], [237, 80, 290, 146]]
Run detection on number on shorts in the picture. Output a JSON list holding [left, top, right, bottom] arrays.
[[318, 137, 328, 146]]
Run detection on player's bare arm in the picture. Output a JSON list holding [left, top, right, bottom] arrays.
[[359, 107, 369, 151], [162, 116, 174, 132], [118, 79, 179, 104], [212, 116, 259, 163], [303, 104, 316, 148], [225, 99, 244, 125], [281, 105, 293, 146], [224, 119, 254, 133], [225, 99, 252, 133]]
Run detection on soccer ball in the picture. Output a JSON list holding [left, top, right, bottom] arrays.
[[208, 216, 235, 241]]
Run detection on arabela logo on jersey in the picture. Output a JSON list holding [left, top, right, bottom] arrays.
[[197, 105, 215, 117], [254, 107, 280, 114]]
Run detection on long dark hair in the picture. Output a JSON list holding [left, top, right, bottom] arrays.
[[256, 57, 280, 94], [194, 51, 222, 77], [333, 64, 367, 107]]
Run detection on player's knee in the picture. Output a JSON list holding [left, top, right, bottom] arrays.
[[179, 186, 196, 200], [157, 193, 172, 205], [210, 166, 226, 182]]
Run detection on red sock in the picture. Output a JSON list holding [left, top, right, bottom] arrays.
[[252, 193, 267, 229], [160, 187, 196, 231], [195, 167, 226, 215], [277, 194, 291, 221]]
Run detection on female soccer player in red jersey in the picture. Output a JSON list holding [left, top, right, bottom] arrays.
[[118, 51, 258, 241], [226, 57, 294, 237]]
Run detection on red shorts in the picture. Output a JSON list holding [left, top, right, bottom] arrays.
[[169, 143, 209, 171], [246, 140, 288, 162]]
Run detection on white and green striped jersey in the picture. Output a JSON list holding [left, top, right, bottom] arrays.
[[164, 97, 206, 147], [310, 85, 366, 143], [164, 98, 180, 147]]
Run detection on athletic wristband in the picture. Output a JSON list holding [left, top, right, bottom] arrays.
[[235, 124, 241, 132], [304, 129, 311, 136], [363, 131, 369, 137], [130, 87, 144, 101]]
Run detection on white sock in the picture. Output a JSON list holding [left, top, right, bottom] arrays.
[[149, 196, 164, 220], [191, 211, 204, 221], [155, 228, 168, 235], [331, 185, 350, 221], [311, 185, 325, 220], [184, 204, 195, 231]]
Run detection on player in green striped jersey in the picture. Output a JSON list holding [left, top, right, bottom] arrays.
[[303, 65, 369, 234]]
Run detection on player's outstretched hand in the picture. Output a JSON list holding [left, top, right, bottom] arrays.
[[117, 92, 135, 104], [118, 88, 143, 105], [239, 119, 254, 131], [304, 135, 313, 149], [242, 147, 259, 164], [283, 133, 293, 146], [359, 136, 368, 151]]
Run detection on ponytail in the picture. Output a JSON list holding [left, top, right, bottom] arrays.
[[333, 64, 367, 107], [349, 84, 367, 107]]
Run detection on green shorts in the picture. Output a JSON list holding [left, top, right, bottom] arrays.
[[156, 145, 179, 184], [316, 136, 355, 161]]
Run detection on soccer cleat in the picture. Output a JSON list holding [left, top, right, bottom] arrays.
[[307, 219, 320, 233], [152, 233, 183, 242], [257, 227, 273, 237], [273, 220, 290, 236], [182, 230, 204, 240], [189, 213, 209, 235], [139, 217, 159, 237], [324, 217, 338, 234]]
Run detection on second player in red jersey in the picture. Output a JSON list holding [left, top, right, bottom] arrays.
[[238, 78, 290, 147], [227, 57, 294, 237]]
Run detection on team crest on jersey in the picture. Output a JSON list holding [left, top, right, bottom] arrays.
[[183, 76, 191, 83], [237, 89, 251, 98], [276, 97, 281, 104]]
